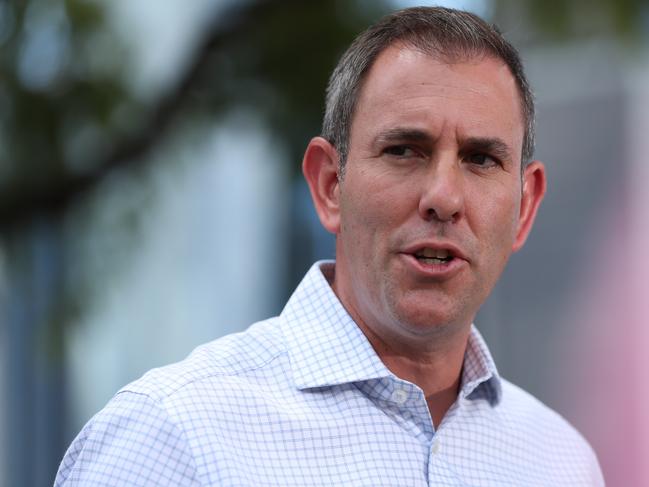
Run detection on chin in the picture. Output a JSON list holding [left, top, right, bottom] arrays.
[[388, 300, 468, 337], [377, 281, 476, 339]]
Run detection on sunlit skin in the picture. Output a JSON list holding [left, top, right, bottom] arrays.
[[303, 45, 546, 426]]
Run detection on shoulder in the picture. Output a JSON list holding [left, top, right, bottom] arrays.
[[497, 378, 604, 484], [55, 390, 200, 486], [499, 379, 581, 438], [55, 318, 287, 486], [123, 317, 287, 401]]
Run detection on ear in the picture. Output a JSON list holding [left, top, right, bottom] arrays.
[[512, 160, 547, 252], [302, 137, 341, 234]]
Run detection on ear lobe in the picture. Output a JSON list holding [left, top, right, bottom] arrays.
[[512, 160, 547, 252], [302, 137, 342, 234]]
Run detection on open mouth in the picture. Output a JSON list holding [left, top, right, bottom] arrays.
[[412, 248, 454, 265]]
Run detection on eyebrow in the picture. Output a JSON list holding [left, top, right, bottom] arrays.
[[373, 127, 435, 145]]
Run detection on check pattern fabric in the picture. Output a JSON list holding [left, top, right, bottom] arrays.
[[55, 261, 604, 486]]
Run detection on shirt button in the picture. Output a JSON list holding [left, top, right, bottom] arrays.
[[431, 440, 441, 455], [390, 388, 409, 405]]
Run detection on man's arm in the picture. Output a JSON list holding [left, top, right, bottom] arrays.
[[54, 391, 200, 486]]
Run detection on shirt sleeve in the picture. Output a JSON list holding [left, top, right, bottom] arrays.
[[54, 390, 200, 487]]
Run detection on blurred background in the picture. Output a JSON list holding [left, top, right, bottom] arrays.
[[0, 0, 647, 485]]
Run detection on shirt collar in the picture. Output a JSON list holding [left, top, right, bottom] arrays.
[[280, 260, 502, 404], [280, 261, 392, 389], [459, 325, 502, 405]]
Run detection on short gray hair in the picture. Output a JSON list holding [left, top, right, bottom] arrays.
[[321, 7, 535, 174]]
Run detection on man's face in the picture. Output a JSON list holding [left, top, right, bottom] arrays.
[[307, 45, 545, 349]]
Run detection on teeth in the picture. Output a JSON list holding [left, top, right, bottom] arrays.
[[417, 248, 450, 259]]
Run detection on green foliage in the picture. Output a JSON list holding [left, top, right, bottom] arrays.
[[0, 0, 139, 227], [496, 0, 648, 43], [163, 1, 387, 176], [0, 0, 392, 227]]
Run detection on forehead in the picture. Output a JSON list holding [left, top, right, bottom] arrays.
[[351, 45, 524, 154]]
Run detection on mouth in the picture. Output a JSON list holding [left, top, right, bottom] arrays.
[[412, 247, 455, 265], [399, 243, 468, 278]]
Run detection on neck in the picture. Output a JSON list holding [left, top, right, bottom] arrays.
[[357, 319, 470, 428]]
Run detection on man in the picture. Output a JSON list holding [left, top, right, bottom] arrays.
[[55, 7, 604, 486]]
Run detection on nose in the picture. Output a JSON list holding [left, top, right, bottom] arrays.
[[417, 158, 465, 223]]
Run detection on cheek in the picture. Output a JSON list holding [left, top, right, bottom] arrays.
[[338, 195, 378, 253], [341, 173, 411, 236], [491, 196, 520, 237], [472, 188, 521, 253]]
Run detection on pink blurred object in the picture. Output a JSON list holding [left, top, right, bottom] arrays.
[[562, 80, 649, 486]]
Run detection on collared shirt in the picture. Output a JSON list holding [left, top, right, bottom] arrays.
[[55, 261, 604, 486]]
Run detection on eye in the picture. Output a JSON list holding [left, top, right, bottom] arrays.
[[383, 145, 420, 158], [465, 153, 500, 168]]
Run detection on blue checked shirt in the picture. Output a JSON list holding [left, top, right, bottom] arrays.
[[55, 261, 604, 486]]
